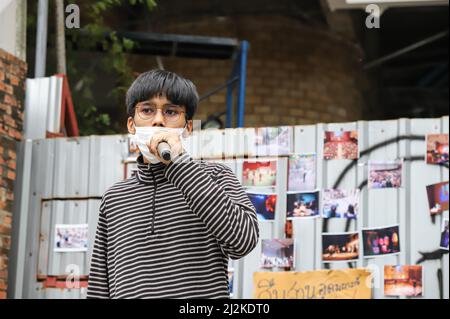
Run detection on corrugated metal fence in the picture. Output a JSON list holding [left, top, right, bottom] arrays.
[[9, 117, 449, 299]]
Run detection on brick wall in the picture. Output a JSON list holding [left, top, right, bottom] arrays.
[[129, 15, 370, 127], [0, 48, 26, 299]]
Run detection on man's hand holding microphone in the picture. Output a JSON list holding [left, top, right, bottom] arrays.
[[146, 130, 186, 165]]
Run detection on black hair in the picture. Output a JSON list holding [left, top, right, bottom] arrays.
[[126, 69, 199, 120]]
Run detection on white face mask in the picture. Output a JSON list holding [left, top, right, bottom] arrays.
[[133, 126, 188, 164]]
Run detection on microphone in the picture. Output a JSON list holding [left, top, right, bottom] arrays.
[[157, 142, 172, 161]]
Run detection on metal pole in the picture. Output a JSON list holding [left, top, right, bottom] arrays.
[[34, 0, 49, 78], [225, 84, 234, 128], [236, 41, 249, 128], [226, 53, 240, 128], [55, 0, 67, 74], [15, 0, 27, 61], [364, 30, 449, 70], [7, 139, 33, 298], [200, 76, 239, 102]]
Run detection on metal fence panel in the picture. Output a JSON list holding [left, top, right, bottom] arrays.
[[323, 122, 359, 272], [33, 283, 87, 299], [88, 135, 129, 197], [293, 125, 319, 272], [52, 138, 90, 198], [409, 118, 449, 299], [364, 120, 403, 299], [22, 139, 56, 298], [11, 118, 449, 299], [23, 76, 63, 140], [23, 78, 49, 140]]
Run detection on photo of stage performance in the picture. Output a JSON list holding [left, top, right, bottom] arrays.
[[322, 232, 360, 262], [242, 160, 277, 187], [384, 265, 423, 297], [287, 191, 320, 219], [261, 239, 295, 269], [362, 225, 401, 258], [246, 192, 277, 221], [288, 154, 316, 192]]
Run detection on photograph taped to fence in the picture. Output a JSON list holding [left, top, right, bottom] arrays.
[[260, 239, 295, 269], [246, 192, 277, 221], [288, 153, 316, 192], [441, 218, 449, 250], [426, 133, 449, 165], [426, 181, 449, 216], [286, 191, 320, 219], [54, 224, 89, 252], [323, 130, 359, 160], [368, 159, 403, 189], [255, 126, 292, 157], [242, 160, 277, 188], [322, 232, 360, 262], [362, 225, 401, 258], [384, 265, 424, 298], [228, 266, 235, 298], [322, 189, 360, 219]]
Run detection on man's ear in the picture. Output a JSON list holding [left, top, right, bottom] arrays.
[[186, 120, 193, 134], [127, 117, 136, 134]]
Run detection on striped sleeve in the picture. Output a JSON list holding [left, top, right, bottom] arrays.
[[165, 153, 260, 259], [86, 198, 110, 299]]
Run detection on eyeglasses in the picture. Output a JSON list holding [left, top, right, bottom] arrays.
[[135, 104, 186, 123]]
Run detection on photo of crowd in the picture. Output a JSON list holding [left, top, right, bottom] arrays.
[[441, 218, 449, 250], [384, 265, 423, 297], [246, 192, 277, 221], [54, 224, 89, 252], [362, 225, 400, 258], [242, 161, 277, 187], [323, 131, 359, 160], [322, 189, 360, 219], [261, 239, 295, 269], [288, 154, 316, 191], [286, 191, 320, 219], [426, 134, 449, 165], [426, 181, 449, 216], [322, 232, 360, 262], [255, 126, 292, 157], [368, 160, 403, 189]]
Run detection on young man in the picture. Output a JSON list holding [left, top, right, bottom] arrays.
[[87, 70, 259, 299]]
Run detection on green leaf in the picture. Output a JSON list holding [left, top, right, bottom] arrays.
[[146, 0, 157, 10], [122, 38, 135, 51]]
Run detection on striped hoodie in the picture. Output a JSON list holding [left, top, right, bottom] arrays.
[[87, 152, 259, 299]]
